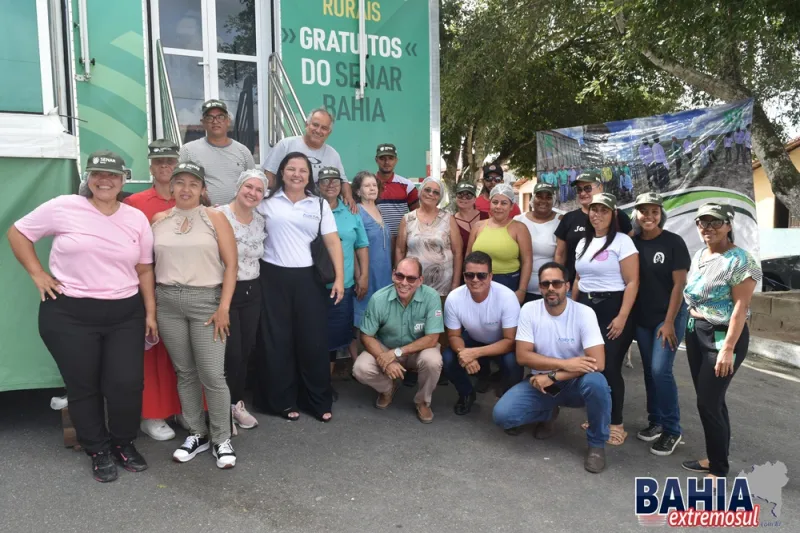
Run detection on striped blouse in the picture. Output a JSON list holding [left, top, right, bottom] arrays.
[[683, 246, 762, 326]]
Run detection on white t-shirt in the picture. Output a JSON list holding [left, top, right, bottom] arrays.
[[262, 136, 347, 183], [444, 282, 520, 345], [257, 189, 337, 267], [516, 299, 604, 371], [574, 233, 638, 292], [514, 214, 560, 294]]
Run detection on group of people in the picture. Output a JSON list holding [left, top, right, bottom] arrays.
[[7, 102, 760, 483]]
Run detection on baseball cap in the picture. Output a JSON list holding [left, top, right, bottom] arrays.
[[574, 171, 602, 184], [318, 166, 342, 181], [534, 183, 557, 195], [148, 139, 179, 159], [201, 99, 228, 115], [696, 202, 733, 221], [589, 192, 617, 210], [455, 182, 477, 195], [376, 143, 397, 157], [172, 161, 205, 183], [85, 150, 126, 175], [634, 192, 663, 207], [483, 164, 504, 178]]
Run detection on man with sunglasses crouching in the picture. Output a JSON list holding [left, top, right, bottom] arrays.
[[492, 262, 612, 473], [353, 257, 444, 423], [441, 252, 523, 415]]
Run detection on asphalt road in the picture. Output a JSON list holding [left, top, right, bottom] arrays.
[[1, 348, 797, 533]]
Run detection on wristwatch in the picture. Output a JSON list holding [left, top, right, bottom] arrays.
[[394, 347, 404, 358], [547, 370, 558, 383]]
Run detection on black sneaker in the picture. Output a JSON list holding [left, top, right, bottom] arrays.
[[90, 450, 118, 483], [453, 392, 476, 416], [636, 424, 663, 442], [651, 433, 682, 457], [172, 434, 210, 463], [213, 439, 237, 469], [681, 459, 711, 473], [112, 443, 148, 472]]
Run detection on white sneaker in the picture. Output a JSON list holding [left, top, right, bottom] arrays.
[[140, 418, 176, 441], [50, 395, 68, 410], [172, 434, 210, 463], [213, 439, 236, 469], [232, 401, 258, 429]]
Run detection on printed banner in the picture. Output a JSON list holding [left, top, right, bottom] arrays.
[[536, 99, 758, 260]]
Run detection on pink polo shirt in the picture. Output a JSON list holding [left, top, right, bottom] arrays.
[[14, 195, 154, 300]]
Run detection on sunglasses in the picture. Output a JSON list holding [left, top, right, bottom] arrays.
[[422, 187, 441, 196], [484, 176, 504, 183], [539, 280, 566, 289], [696, 219, 726, 229], [457, 192, 475, 200], [393, 272, 420, 283], [463, 272, 489, 281], [574, 184, 595, 193]]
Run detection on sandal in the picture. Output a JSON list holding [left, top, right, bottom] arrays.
[[607, 424, 628, 446], [580, 420, 590, 430], [316, 412, 333, 423], [280, 408, 300, 421]]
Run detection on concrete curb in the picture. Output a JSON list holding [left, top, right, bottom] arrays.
[[749, 335, 800, 369]]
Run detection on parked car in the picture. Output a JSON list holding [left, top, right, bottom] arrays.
[[759, 229, 800, 291]]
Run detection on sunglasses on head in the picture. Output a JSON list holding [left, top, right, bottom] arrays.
[[422, 187, 441, 196], [463, 272, 489, 281], [574, 184, 594, 193], [696, 219, 726, 229], [393, 272, 420, 283], [485, 176, 504, 183], [539, 280, 566, 289]]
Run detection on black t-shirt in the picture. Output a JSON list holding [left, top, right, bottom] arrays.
[[632, 230, 691, 328], [555, 208, 633, 283]]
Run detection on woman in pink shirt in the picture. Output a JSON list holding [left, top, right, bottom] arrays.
[[7, 151, 157, 483]]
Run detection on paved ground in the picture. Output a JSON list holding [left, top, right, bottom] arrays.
[[1, 347, 797, 533]]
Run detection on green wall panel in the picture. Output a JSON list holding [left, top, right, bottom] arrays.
[[0, 0, 43, 113]]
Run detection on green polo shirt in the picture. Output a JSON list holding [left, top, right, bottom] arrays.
[[328, 200, 369, 289], [359, 284, 444, 348]]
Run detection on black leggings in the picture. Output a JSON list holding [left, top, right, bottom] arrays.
[[685, 318, 749, 477], [578, 291, 635, 425], [39, 293, 145, 453], [225, 279, 261, 404]]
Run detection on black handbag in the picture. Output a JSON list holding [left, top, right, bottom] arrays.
[[310, 197, 335, 284]]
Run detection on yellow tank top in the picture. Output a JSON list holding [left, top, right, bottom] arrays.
[[472, 223, 520, 274]]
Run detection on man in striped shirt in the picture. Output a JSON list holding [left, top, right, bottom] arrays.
[[376, 143, 419, 256]]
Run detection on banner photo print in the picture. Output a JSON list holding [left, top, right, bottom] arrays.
[[536, 99, 757, 260]]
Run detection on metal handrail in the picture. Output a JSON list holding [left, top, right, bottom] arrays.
[[156, 39, 182, 147], [268, 53, 306, 146]]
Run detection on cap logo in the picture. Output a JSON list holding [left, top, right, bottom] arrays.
[[92, 157, 99, 164]]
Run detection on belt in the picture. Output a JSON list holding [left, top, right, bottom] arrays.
[[585, 291, 621, 300]]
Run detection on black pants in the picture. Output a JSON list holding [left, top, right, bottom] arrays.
[[685, 318, 749, 477], [578, 291, 635, 425], [225, 279, 261, 404], [39, 293, 145, 453], [254, 261, 332, 416], [674, 156, 682, 178]]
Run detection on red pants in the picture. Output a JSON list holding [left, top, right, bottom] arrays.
[[141, 342, 182, 419]]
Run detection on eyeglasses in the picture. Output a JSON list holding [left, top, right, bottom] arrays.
[[203, 114, 228, 123], [696, 219, 726, 229], [463, 272, 490, 281], [456, 192, 475, 200], [393, 272, 420, 283], [574, 184, 594, 193], [539, 280, 566, 289], [485, 176, 504, 183], [319, 178, 342, 186], [422, 187, 441, 196]]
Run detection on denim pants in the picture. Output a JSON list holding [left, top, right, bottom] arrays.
[[493, 373, 612, 447], [634, 304, 688, 436], [441, 331, 523, 396], [492, 271, 520, 292]]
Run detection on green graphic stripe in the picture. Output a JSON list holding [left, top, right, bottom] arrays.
[[79, 107, 148, 171], [78, 129, 132, 173], [90, 64, 147, 112], [663, 190, 756, 210], [80, 85, 145, 132], [110, 31, 145, 61]]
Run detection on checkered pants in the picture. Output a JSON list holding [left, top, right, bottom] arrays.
[[156, 284, 231, 443]]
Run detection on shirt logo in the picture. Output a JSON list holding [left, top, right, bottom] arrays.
[[595, 250, 610, 261], [654, 252, 665, 264], [557, 337, 576, 343], [414, 322, 425, 332], [574, 226, 585, 233], [434, 310, 442, 317]]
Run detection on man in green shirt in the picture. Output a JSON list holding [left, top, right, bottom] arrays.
[[353, 257, 444, 423]]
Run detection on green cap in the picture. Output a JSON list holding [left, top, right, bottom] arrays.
[[534, 182, 557, 195], [575, 171, 602, 184], [201, 99, 228, 115], [148, 139, 179, 159], [589, 192, 617, 210], [85, 150, 126, 175], [634, 192, 663, 207], [318, 166, 342, 181], [172, 161, 205, 183], [376, 143, 397, 157], [455, 182, 477, 195], [696, 202, 733, 221]]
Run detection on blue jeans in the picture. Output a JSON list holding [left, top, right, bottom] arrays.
[[441, 331, 523, 396], [492, 271, 520, 292], [634, 304, 688, 436], [493, 373, 612, 447]]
